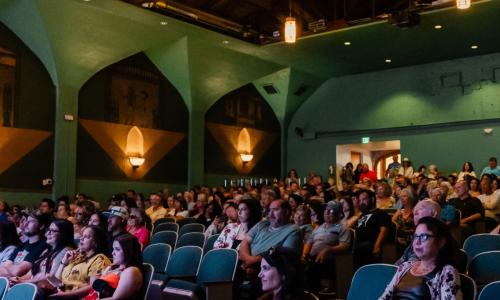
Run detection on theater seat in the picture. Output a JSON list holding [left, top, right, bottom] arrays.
[[347, 263, 397, 300]]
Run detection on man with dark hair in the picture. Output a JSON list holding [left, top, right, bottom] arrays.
[[260, 188, 277, 218], [481, 157, 500, 177], [354, 189, 391, 268], [0, 213, 49, 276], [39, 198, 56, 218]]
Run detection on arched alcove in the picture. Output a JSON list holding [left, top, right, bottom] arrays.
[[205, 84, 281, 178], [0, 22, 55, 192], [77, 52, 188, 182]]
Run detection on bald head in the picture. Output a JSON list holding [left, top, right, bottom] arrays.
[[413, 199, 441, 225]]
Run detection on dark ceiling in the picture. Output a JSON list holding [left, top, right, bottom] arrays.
[[123, 0, 460, 44]]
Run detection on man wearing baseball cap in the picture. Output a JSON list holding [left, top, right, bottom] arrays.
[[105, 206, 131, 257]]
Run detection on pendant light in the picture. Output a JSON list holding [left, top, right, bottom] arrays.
[[284, 0, 296, 43]]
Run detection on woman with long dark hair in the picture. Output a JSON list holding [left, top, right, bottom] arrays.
[[84, 234, 143, 300], [379, 217, 462, 299], [213, 198, 261, 250], [0, 222, 21, 264]]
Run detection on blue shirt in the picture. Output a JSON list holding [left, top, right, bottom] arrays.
[[481, 166, 500, 177]]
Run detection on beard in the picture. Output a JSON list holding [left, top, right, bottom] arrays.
[[360, 203, 371, 214]]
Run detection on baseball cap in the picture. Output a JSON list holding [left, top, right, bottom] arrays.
[[103, 206, 128, 220]]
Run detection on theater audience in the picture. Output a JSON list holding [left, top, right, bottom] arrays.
[[145, 193, 167, 225], [478, 174, 500, 231], [392, 188, 416, 251], [376, 182, 395, 209], [480, 157, 500, 177], [399, 158, 414, 179], [458, 161, 476, 181], [0, 213, 49, 277], [379, 217, 462, 299], [173, 197, 189, 220], [449, 181, 484, 230], [52, 226, 111, 298], [106, 207, 129, 257], [88, 212, 107, 231], [468, 177, 481, 198], [294, 204, 313, 243], [84, 234, 143, 300]]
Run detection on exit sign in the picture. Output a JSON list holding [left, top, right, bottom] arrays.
[[361, 137, 370, 144]]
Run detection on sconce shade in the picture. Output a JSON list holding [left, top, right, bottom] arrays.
[[456, 0, 471, 9], [129, 156, 145, 167], [240, 153, 254, 162], [126, 126, 145, 168], [284, 17, 296, 43]]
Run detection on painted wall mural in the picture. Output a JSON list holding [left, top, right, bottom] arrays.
[[77, 53, 188, 182], [205, 84, 280, 176]]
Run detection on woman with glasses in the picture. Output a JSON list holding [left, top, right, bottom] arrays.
[[126, 208, 150, 250], [379, 217, 462, 299], [9, 219, 75, 293], [50, 225, 111, 299]]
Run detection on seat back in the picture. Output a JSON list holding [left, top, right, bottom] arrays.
[[3, 282, 37, 300], [150, 231, 178, 249], [460, 273, 477, 300], [468, 251, 500, 289], [154, 217, 176, 227], [197, 248, 238, 284], [178, 223, 205, 237], [177, 217, 197, 228], [176, 232, 205, 249], [347, 264, 397, 300], [153, 222, 179, 234], [204, 234, 220, 253], [166, 246, 203, 279], [463, 234, 500, 263], [0, 277, 8, 299], [138, 263, 154, 300], [143, 243, 171, 280], [334, 228, 355, 299], [478, 280, 500, 300]]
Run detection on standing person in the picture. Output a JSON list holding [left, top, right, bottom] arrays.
[[0, 213, 49, 277], [480, 157, 500, 177], [353, 164, 363, 186], [379, 217, 462, 300], [359, 163, 377, 183], [458, 161, 476, 181], [386, 155, 401, 179], [399, 158, 414, 179]]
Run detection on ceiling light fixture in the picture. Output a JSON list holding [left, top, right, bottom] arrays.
[[222, 40, 229, 44], [344, 41, 351, 46], [457, 0, 471, 10], [471, 45, 478, 49], [385, 59, 392, 63], [284, 0, 296, 43], [160, 21, 168, 26], [434, 24, 443, 29]]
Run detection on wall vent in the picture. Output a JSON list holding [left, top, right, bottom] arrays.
[[262, 84, 279, 94]]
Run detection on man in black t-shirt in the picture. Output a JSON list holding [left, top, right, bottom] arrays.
[[0, 213, 49, 277], [354, 189, 391, 268]]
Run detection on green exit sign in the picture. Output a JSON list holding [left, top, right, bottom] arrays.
[[361, 137, 370, 144]]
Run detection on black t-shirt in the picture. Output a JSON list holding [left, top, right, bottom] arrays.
[[9, 239, 49, 264], [449, 196, 485, 219], [355, 209, 392, 243]]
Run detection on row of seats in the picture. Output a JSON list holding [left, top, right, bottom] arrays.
[[347, 263, 500, 300]]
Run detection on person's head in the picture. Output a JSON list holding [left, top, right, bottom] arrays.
[[112, 234, 143, 268], [288, 194, 303, 211], [88, 212, 106, 230], [376, 182, 392, 198], [126, 189, 136, 199], [489, 157, 497, 168], [127, 207, 149, 229], [56, 203, 71, 219], [79, 225, 108, 254], [361, 163, 369, 172], [392, 155, 399, 163], [493, 176, 499, 191], [39, 198, 56, 215], [120, 198, 137, 211], [174, 197, 188, 212], [430, 188, 443, 203], [107, 206, 128, 233], [400, 188, 416, 208], [0, 222, 21, 250], [149, 193, 162, 208], [75, 200, 96, 226], [324, 200, 344, 224], [462, 162, 474, 172], [260, 189, 277, 209], [340, 197, 354, 219], [268, 199, 292, 228], [259, 247, 299, 297], [358, 190, 375, 214], [205, 201, 222, 219], [288, 169, 298, 178], [428, 164, 438, 173], [468, 177, 479, 192], [402, 158, 411, 167], [293, 205, 311, 226], [413, 217, 456, 268], [24, 214, 46, 237], [223, 201, 238, 223], [45, 219, 75, 250], [413, 200, 441, 225], [345, 162, 354, 170], [238, 197, 261, 229], [480, 175, 492, 194], [448, 175, 457, 186], [454, 180, 469, 198]]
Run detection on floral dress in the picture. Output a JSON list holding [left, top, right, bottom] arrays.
[[213, 222, 242, 250]]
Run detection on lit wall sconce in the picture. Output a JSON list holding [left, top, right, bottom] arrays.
[[457, 0, 471, 10], [129, 156, 145, 168], [483, 128, 493, 135], [240, 153, 254, 163]]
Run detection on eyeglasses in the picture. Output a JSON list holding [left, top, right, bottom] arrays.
[[129, 215, 138, 219], [413, 233, 435, 243], [46, 228, 59, 234]]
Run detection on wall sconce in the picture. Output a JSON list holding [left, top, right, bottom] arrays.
[[240, 153, 254, 163], [483, 128, 493, 135], [129, 156, 145, 168]]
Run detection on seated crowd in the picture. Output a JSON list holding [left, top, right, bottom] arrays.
[[0, 156, 499, 299]]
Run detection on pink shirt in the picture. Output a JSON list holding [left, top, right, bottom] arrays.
[[126, 225, 150, 249]]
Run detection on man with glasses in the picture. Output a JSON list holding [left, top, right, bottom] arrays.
[[0, 213, 49, 277]]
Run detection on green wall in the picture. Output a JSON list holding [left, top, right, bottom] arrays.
[[288, 52, 500, 178]]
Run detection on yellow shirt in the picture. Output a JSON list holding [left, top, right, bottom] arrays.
[[146, 206, 167, 225], [61, 253, 111, 290]]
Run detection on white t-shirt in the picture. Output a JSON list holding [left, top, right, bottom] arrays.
[[0, 245, 16, 264], [478, 192, 500, 221]]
